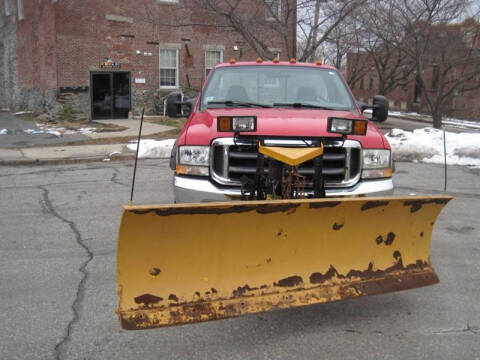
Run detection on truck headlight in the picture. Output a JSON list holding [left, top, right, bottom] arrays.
[[218, 116, 257, 132], [362, 149, 392, 179], [328, 118, 367, 135], [179, 146, 210, 165], [176, 146, 210, 176]]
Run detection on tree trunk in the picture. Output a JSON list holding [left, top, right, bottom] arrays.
[[308, 0, 321, 62], [432, 110, 443, 129]]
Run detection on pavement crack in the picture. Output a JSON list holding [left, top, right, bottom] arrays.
[[38, 185, 94, 360], [109, 166, 129, 187], [432, 321, 479, 335], [18, 148, 27, 159]]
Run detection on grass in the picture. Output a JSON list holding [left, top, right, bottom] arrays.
[[9, 113, 184, 148], [143, 116, 187, 129], [17, 113, 127, 132]]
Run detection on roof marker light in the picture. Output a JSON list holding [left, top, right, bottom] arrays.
[[316, 60, 323, 65], [273, 57, 279, 63], [256, 57, 263, 63], [229, 58, 236, 64], [289, 58, 296, 64]]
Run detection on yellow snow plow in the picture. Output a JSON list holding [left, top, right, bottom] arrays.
[[117, 195, 451, 330]]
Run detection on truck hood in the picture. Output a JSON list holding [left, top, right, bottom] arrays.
[[184, 108, 388, 149]]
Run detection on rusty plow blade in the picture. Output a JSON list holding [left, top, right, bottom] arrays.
[[117, 195, 451, 330]]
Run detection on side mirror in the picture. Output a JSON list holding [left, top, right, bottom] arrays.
[[358, 101, 372, 120], [166, 93, 192, 118], [357, 101, 369, 113], [372, 95, 388, 123]]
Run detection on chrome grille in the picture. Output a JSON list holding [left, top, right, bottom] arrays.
[[211, 138, 361, 188]]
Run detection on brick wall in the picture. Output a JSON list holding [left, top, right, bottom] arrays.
[[16, 0, 57, 90], [4, 0, 291, 117], [0, 1, 18, 110]]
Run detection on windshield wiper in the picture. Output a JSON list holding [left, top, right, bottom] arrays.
[[207, 101, 272, 108], [273, 102, 337, 110]]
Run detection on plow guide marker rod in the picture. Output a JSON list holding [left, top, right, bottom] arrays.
[[117, 195, 451, 330]]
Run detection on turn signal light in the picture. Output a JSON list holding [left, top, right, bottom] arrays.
[[362, 168, 393, 179], [354, 120, 367, 135], [218, 117, 232, 131], [175, 164, 187, 174], [175, 164, 209, 176]]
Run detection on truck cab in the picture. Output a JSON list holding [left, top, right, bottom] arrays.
[[167, 61, 393, 203]]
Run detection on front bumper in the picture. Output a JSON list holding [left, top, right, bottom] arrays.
[[174, 175, 394, 203]]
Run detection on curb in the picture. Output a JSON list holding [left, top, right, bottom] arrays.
[[388, 114, 433, 125], [0, 154, 135, 166]]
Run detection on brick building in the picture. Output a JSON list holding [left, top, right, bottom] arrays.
[[347, 18, 480, 121], [347, 51, 412, 112], [0, 0, 292, 119]]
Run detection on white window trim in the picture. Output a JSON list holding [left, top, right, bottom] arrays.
[[156, 0, 179, 4], [268, 47, 282, 59], [265, 0, 281, 21], [205, 49, 223, 79], [4, 0, 12, 16], [159, 48, 179, 89], [17, 0, 23, 20]]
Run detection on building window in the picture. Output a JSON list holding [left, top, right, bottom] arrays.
[[17, 0, 23, 19], [265, 0, 281, 20], [205, 50, 223, 78], [4, 0, 12, 16], [462, 30, 476, 48], [160, 48, 178, 88]]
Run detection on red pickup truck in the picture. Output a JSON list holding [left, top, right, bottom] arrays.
[[166, 60, 393, 203]]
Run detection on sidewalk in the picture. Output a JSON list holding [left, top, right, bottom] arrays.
[[388, 111, 480, 130], [1, 143, 133, 165], [88, 119, 173, 139], [0, 115, 175, 165]]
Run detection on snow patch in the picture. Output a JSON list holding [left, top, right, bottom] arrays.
[[127, 139, 176, 158], [21, 125, 96, 136], [78, 128, 96, 135], [386, 127, 480, 167]]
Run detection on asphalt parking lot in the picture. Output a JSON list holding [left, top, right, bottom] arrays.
[[0, 160, 479, 360]]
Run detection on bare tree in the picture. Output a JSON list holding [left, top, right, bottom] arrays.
[[324, 1, 414, 96], [141, 0, 368, 61], [382, 0, 479, 128], [357, 1, 416, 95], [139, 0, 297, 59], [297, 0, 366, 61]]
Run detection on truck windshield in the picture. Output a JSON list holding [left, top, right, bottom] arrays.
[[200, 65, 356, 112]]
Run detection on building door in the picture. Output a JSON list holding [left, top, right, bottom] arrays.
[[91, 72, 131, 119]]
